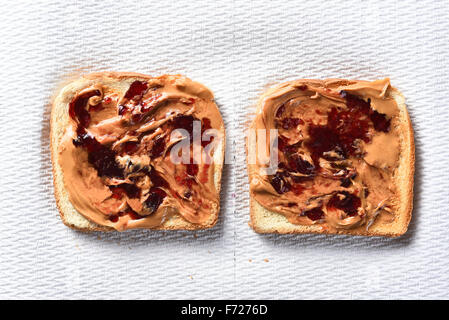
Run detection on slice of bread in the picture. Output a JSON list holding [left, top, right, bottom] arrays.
[[51, 72, 225, 232], [247, 80, 414, 237]]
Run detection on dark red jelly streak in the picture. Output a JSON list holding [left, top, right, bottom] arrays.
[[117, 81, 149, 115], [73, 129, 99, 151], [127, 210, 142, 220], [118, 105, 128, 116], [183, 190, 192, 199], [275, 104, 286, 118], [172, 115, 195, 138], [306, 125, 341, 164], [341, 91, 390, 132], [88, 146, 124, 179], [202, 117, 212, 131], [123, 184, 140, 198], [118, 209, 142, 220], [287, 154, 315, 175], [291, 184, 305, 195], [110, 186, 125, 199], [73, 130, 124, 178], [340, 173, 356, 188], [150, 136, 166, 159], [122, 141, 139, 154], [280, 118, 302, 130], [144, 187, 167, 214], [124, 80, 148, 100], [148, 167, 168, 188], [278, 138, 302, 155], [270, 172, 291, 194], [69, 90, 101, 128], [109, 184, 140, 199], [186, 163, 199, 177], [303, 207, 324, 221], [201, 117, 214, 148], [370, 111, 390, 132], [132, 113, 143, 123], [327, 191, 361, 216], [340, 91, 371, 112], [109, 210, 143, 222], [305, 92, 391, 165], [199, 163, 210, 184]]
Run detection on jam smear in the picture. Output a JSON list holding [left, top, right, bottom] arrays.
[[123, 184, 140, 198], [124, 80, 148, 100], [69, 81, 217, 220], [144, 168, 169, 214], [275, 104, 286, 118], [150, 135, 166, 158], [184, 190, 192, 199], [144, 187, 167, 214], [306, 124, 341, 163], [88, 145, 124, 178], [340, 173, 356, 188], [110, 186, 126, 199], [340, 91, 370, 112], [121, 141, 139, 154], [201, 117, 214, 148], [280, 118, 302, 130], [291, 183, 305, 195], [186, 163, 199, 177], [118, 105, 128, 116], [172, 115, 195, 137], [305, 92, 391, 165], [199, 163, 210, 184], [270, 172, 291, 194], [370, 110, 390, 132], [148, 167, 168, 188], [327, 191, 361, 216], [69, 89, 101, 128], [118, 80, 149, 115], [341, 91, 390, 133], [109, 184, 140, 199], [72, 129, 124, 179], [270, 90, 392, 199], [108, 209, 143, 222], [127, 210, 142, 220], [303, 206, 324, 221], [287, 154, 315, 175]]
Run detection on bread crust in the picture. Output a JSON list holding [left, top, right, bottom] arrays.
[[51, 72, 225, 232], [247, 80, 414, 237]]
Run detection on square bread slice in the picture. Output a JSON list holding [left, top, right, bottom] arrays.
[[247, 78, 414, 237], [51, 72, 225, 232]]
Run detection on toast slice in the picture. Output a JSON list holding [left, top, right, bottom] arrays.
[[247, 79, 414, 237], [51, 72, 225, 231]]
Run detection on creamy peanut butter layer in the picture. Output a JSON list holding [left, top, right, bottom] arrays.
[[58, 75, 223, 231], [249, 78, 400, 231]]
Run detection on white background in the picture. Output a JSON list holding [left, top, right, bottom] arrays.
[[0, 0, 448, 299]]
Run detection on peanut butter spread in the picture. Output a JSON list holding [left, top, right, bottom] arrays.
[[58, 74, 224, 231], [249, 78, 401, 231]]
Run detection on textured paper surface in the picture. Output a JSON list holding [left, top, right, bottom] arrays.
[[0, 0, 448, 299]]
